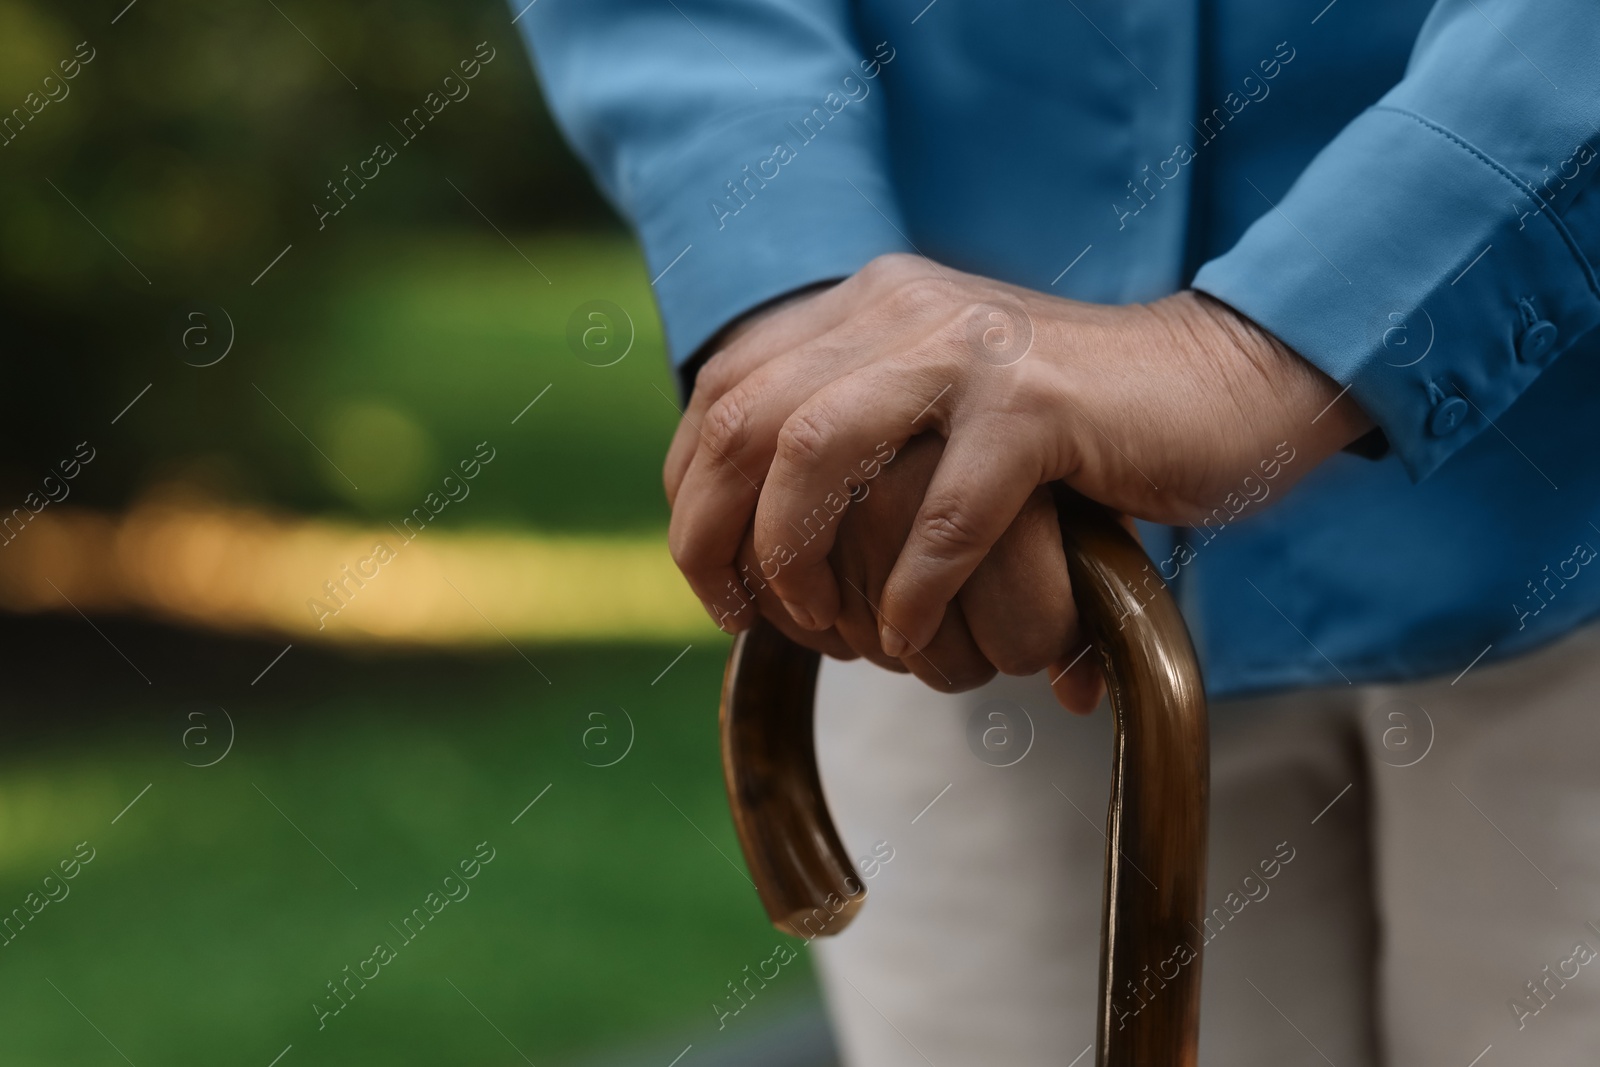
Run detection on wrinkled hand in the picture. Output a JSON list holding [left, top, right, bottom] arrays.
[[670, 253, 1371, 663], [823, 433, 1104, 710], [667, 282, 1104, 710]]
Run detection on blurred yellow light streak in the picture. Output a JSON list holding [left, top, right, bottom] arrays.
[[0, 496, 718, 645]]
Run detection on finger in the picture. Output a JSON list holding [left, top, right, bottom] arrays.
[[1049, 645, 1104, 714], [668, 457, 761, 634], [722, 530, 859, 661], [828, 559, 912, 673], [826, 435, 993, 687], [663, 281, 860, 504], [668, 302, 956, 627], [754, 596, 860, 662], [896, 595, 996, 693], [878, 423, 1043, 656], [752, 358, 955, 631], [832, 614, 907, 671], [834, 536, 990, 687], [1046, 510, 1140, 713], [956, 486, 1076, 677], [667, 348, 871, 627], [828, 435, 945, 672]]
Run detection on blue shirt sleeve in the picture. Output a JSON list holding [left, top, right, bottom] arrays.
[[514, 0, 914, 371], [1193, 0, 1600, 482]]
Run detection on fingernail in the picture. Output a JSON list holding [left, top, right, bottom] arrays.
[[880, 626, 908, 658], [780, 599, 816, 630]]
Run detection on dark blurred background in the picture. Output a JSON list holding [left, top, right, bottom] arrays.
[[0, 2, 837, 1063]]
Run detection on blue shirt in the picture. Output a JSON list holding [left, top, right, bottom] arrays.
[[517, 0, 1600, 699]]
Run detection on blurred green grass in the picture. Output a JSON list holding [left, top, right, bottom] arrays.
[[1, 4, 824, 1060], [151, 231, 684, 534], [313, 230, 684, 533], [0, 233, 826, 1063], [0, 626, 825, 1065]]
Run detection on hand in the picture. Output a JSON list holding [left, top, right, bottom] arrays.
[[665, 282, 858, 661], [670, 253, 1372, 659], [668, 285, 1103, 710], [710, 433, 1105, 710], [663, 282, 841, 511], [824, 432, 1104, 710]]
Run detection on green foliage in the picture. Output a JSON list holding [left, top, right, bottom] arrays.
[[0, 633, 817, 1064], [136, 232, 679, 532], [0, 0, 639, 527], [0, 0, 606, 291]]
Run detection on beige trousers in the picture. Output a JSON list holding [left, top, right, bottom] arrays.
[[810, 623, 1600, 1066]]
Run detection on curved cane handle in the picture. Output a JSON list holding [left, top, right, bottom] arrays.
[[720, 487, 1208, 1065]]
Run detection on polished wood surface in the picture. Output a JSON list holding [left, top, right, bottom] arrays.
[[718, 614, 865, 939], [719, 486, 1209, 1064], [1052, 485, 1209, 1066]]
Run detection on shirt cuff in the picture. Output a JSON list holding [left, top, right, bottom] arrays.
[[628, 103, 914, 368], [1194, 105, 1600, 482]]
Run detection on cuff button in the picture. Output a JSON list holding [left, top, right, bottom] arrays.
[[1518, 319, 1559, 366], [1428, 396, 1469, 437]]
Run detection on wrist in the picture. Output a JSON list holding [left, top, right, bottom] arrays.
[[1174, 290, 1373, 465]]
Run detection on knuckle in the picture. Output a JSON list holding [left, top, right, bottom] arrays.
[[702, 394, 752, 457], [859, 252, 924, 288], [928, 321, 977, 365], [889, 276, 946, 316], [915, 502, 985, 558], [775, 408, 835, 469]]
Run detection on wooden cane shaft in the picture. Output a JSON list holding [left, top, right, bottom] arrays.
[[719, 487, 1209, 1064]]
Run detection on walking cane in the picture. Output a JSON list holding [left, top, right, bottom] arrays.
[[720, 486, 1209, 1065]]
